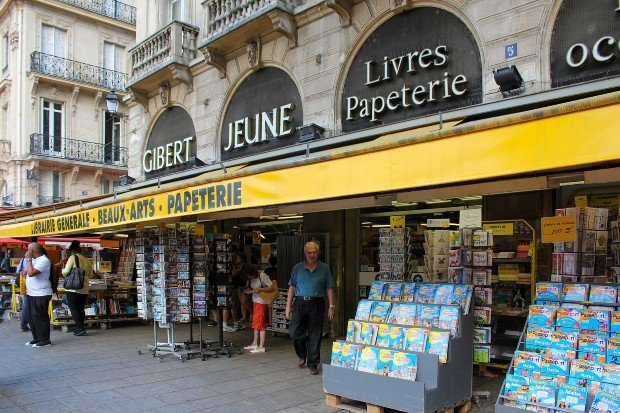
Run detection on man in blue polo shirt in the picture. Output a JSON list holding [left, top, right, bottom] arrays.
[[286, 241, 336, 375]]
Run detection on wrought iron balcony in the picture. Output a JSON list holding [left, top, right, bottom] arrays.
[[59, 0, 136, 25], [37, 195, 66, 206], [30, 51, 128, 91], [28, 133, 128, 167], [127, 21, 199, 91]]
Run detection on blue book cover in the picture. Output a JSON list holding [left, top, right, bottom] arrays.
[[602, 363, 620, 385], [578, 335, 607, 364], [536, 282, 562, 301], [589, 285, 618, 304], [607, 337, 620, 364], [434, 284, 455, 305], [376, 348, 395, 376], [540, 355, 569, 377], [527, 378, 556, 407], [358, 322, 378, 345], [590, 389, 620, 413], [369, 301, 392, 323], [384, 283, 404, 302], [403, 327, 429, 352], [388, 303, 417, 326], [514, 351, 542, 372], [388, 351, 417, 381], [401, 283, 416, 302], [375, 324, 404, 349], [415, 284, 438, 304], [367, 281, 386, 300], [339, 343, 362, 369], [418, 304, 441, 328], [426, 331, 450, 363], [438, 305, 460, 336], [570, 358, 603, 381], [503, 374, 530, 402], [556, 307, 583, 330], [556, 383, 587, 412], [527, 305, 557, 328], [330, 341, 345, 366], [356, 346, 380, 374], [346, 320, 361, 342], [452, 284, 473, 314], [525, 327, 553, 351], [562, 283, 589, 302], [355, 300, 374, 321], [550, 330, 578, 351]]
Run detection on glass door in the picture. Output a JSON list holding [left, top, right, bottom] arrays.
[[104, 111, 121, 164], [41, 100, 64, 157]]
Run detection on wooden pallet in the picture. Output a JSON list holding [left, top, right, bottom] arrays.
[[325, 393, 472, 413]]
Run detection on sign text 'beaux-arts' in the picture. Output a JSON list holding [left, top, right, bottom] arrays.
[[224, 104, 294, 152], [346, 45, 469, 123]]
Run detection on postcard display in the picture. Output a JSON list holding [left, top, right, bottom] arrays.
[[270, 288, 290, 334], [552, 208, 609, 285], [378, 227, 416, 281], [611, 216, 620, 283], [324, 281, 474, 412], [495, 282, 620, 413]]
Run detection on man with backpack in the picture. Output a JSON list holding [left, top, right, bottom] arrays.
[[22, 242, 53, 347]]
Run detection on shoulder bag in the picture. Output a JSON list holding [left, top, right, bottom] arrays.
[[63, 255, 85, 290], [258, 275, 279, 305]]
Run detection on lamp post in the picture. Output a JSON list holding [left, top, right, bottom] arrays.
[[105, 90, 121, 114]]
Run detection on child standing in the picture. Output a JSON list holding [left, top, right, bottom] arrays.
[[243, 265, 274, 353]]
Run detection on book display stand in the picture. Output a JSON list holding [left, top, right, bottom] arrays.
[[269, 288, 290, 335], [324, 282, 474, 412], [496, 282, 620, 412]]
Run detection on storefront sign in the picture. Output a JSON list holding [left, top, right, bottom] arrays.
[[341, 7, 482, 132], [144, 106, 197, 179], [541, 216, 577, 243], [390, 216, 405, 228], [221, 67, 303, 161], [99, 261, 111, 273], [483, 222, 514, 236], [459, 209, 482, 228], [551, 0, 620, 87], [143, 137, 194, 173], [223, 104, 294, 152]]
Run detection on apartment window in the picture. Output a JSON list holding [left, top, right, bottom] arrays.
[[41, 25, 66, 58], [102, 179, 119, 195], [41, 99, 64, 156], [52, 171, 63, 202], [103, 41, 124, 72], [103, 111, 122, 164], [171, 0, 188, 22], [2, 35, 8, 73]]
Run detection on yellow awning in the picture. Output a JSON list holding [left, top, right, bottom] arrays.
[[2, 92, 619, 237]]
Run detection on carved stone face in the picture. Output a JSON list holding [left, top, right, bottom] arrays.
[[247, 41, 258, 66], [159, 83, 168, 106]]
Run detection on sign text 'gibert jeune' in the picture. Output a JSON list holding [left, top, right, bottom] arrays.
[[143, 136, 194, 173], [223, 103, 294, 152], [345, 45, 469, 123]]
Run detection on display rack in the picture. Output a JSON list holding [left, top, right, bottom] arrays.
[[269, 287, 290, 335], [324, 307, 473, 412], [496, 282, 620, 412]]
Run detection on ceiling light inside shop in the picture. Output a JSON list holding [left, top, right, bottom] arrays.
[[277, 215, 303, 220], [424, 199, 451, 204], [259, 233, 266, 239], [372, 224, 392, 228]]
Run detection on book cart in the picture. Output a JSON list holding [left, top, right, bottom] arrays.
[[495, 282, 620, 413], [323, 282, 474, 413]]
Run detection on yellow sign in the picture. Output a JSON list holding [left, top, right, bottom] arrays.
[[86, 258, 95, 266], [252, 231, 261, 245], [10, 258, 20, 267], [99, 261, 111, 273], [6, 243, 21, 248], [194, 224, 205, 237], [591, 194, 620, 207], [261, 244, 271, 263], [575, 195, 588, 208], [483, 223, 514, 236], [390, 216, 405, 228], [541, 215, 577, 243]]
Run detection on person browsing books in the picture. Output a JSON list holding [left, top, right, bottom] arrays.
[[285, 241, 336, 375], [62, 241, 92, 336], [243, 264, 274, 353], [24, 242, 53, 347]]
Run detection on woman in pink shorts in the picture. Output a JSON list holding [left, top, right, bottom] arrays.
[[243, 265, 274, 353]]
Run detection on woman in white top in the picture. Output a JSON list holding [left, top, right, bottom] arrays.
[[243, 264, 274, 353]]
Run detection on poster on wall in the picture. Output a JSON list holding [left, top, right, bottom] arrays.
[[341, 7, 483, 133]]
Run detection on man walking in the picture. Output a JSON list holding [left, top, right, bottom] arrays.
[[286, 241, 336, 375], [23, 243, 52, 347]]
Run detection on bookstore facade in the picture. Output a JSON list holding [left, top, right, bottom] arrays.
[[1, 0, 620, 410]]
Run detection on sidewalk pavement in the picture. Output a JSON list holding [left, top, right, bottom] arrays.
[[0, 316, 500, 412]]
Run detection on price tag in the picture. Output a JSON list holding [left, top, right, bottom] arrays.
[[390, 216, 405, 228], [575, 195, 588, 208], [427, 218, 450, 228], [541, 216, 577, 243], [483, 223, 514, 236], [459, 209, 482, 228], [99, 261, 112, 273]]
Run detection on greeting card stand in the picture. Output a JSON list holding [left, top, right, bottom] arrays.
[[323, 309, 473, 413]]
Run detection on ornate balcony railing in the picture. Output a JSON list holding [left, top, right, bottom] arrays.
[[29, 133, 128, 167], [59, 0, 136, 25], [205, 0, 296, 38], [129, 21, 199, 84], [37, 195, 66, 206], [30, 51, 128, 91]]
